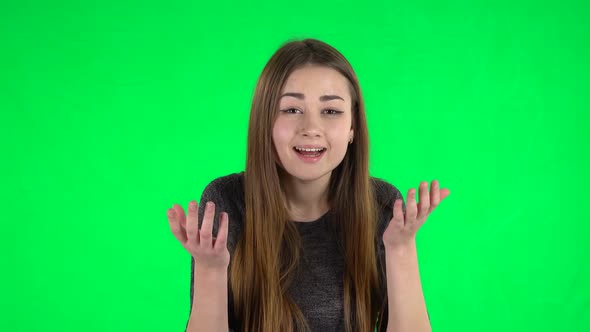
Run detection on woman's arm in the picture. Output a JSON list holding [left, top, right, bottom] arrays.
[[186, 266, 229, 332], [381, 179, 449, 332], [385, 241, 431, 332]]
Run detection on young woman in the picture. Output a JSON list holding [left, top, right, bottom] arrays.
[[167, 38, 449, 332]]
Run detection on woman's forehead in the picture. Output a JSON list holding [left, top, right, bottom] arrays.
[[281, 66, 350, 100]]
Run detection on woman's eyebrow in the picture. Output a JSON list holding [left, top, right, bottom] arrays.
[[280, 92, 344, 102]]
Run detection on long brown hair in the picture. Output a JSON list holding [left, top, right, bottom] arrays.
[[229, 38, 383, 332]]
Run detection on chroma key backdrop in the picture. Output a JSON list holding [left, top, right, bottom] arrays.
[[1, 0, 588, 331]]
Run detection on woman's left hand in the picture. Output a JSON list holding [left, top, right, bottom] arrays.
[[383, 180, 450, 250]]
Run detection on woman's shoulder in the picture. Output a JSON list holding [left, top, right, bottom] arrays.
[[198, 171, 246, 252], [200, 171, 245, 207], [199, 171, 245, 218], [203, 171, 245, 194], [370, 176, 404, 210]]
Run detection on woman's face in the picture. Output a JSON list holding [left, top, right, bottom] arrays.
[[272, 64, 354, 182]]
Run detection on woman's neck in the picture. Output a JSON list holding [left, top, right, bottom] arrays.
[[280, 171, 331, 222]]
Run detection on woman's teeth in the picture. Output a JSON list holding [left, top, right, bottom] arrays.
[[294, 147, 326, 156]]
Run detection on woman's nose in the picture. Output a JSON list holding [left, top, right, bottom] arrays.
[[300, 113, 322, 136]]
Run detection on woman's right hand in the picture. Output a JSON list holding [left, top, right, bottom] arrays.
[[167, 200, 230, 271]]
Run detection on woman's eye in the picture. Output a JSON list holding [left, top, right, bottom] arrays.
[[324, 109, 342, 115], [281, 108, 342, 115], [282, 108, 301, 114]]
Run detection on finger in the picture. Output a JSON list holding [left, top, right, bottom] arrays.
[[430, 180, 441, 209], [200, 201, 215, 248], [186, 200, 199, 244], [214, 212, 229, 251], [172, 204, 187, 228], [173, 203, 188, 235], [392, 199, 404, 227], [440, 188, 451, 201], [418, 181, 430, 219], [167, 207, 187, 244], [407, 188, 417, 223], [168, 204, 186, 232]]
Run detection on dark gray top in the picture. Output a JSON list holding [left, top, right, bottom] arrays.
[[185, 171, 418, 332]]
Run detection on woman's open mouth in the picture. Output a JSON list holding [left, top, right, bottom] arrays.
[[293, 146, 326, 163]]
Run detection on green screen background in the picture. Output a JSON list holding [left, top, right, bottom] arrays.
[[1, 0, 588, 331]]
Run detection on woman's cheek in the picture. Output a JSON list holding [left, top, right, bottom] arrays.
[[272, 122, 287, 144]]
